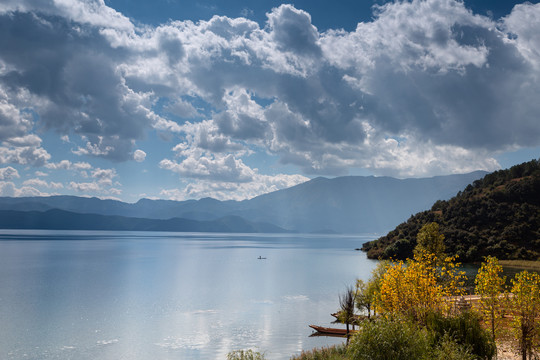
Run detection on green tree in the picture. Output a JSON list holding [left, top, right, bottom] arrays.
[[366, 260, 389, 318], [475, 256, 506, 342], [355, 279, 376, 320], [414, 222, 446, 259], [509, 271, 540, 360]]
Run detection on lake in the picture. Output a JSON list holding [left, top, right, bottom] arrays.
[[0, 230, 379, 360]]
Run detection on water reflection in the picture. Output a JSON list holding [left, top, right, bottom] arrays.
[[0, 230, 379, 359]]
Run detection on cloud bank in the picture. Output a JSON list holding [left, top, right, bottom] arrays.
[[0, 0, 539, 199]]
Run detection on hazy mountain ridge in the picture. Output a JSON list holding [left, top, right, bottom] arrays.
[[0, 172, 488, 233], [236, 173, 489, 233], [0, 209, 287, 233]]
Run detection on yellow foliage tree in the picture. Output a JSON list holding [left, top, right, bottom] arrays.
[[509, 271, 540, 360], [474, 256, 506, 341], [376, 252, 465, 323]]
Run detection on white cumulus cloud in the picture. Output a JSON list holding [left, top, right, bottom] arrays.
[[0, 166, 19, 180], [68, 181, 103, 193], [22, 178, 64, 189], [0, 181, 50, 197], [133, 149, 146, 162], [0, 0, 539, 198], [160, 173, 308, 201]]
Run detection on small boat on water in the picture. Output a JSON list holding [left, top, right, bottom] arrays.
[[331, 312, 367, 323], [257, 256, 267, 259], [309, 324, 357, 336]]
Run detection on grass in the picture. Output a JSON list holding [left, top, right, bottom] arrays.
[[227, 349, 266, 360], [290, 344, 348, 360]]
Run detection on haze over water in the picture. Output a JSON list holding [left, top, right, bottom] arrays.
[[0, 231, 378, 359]]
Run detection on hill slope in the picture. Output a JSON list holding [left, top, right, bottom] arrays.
[[0, 172, 487, 234], [362, 159, 540, 261]]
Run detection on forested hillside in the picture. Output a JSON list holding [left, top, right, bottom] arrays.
[[362, 159, 540, 262]]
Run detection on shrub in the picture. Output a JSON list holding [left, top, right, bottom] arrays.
[[429, 333, 475, 360], [346, 315, 486, 360], [227, 349, 266, 360], [346, 318, 430, 360], [425, 311, 496, 360]]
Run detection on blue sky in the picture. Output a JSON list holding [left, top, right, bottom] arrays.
[[0, 0, 539, 202]]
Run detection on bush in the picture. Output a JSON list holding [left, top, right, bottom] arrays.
[[430, 333, 475, 360], [346, 316, 485, 360], [346, 318, 431, 360], [227, 349, 266, 360], [425, 311, 496, 360]]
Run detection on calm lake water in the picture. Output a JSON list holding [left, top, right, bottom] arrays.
[[0, 230, 379, 360]]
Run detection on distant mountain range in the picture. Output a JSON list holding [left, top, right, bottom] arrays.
[[0, 209, 286, 233], [0, 171, 488, 234]]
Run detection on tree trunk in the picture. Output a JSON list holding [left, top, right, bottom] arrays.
[[491, 308, 495, 341], [521, 322, 527, 360]]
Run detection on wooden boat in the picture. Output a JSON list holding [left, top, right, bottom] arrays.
[[309, 324, 357, 336], [331, 312, 367, 323]]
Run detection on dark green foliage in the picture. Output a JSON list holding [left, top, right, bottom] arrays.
[[346, 318, 431, 360], [425, 311, 496, 360], [414, 222, 445, 258], [362, 159, 540, 261]]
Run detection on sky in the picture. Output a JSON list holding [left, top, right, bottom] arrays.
[[0, 0, 539, 203]]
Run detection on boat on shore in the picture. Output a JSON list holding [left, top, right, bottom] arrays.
[[309, 324, 358, 336]]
